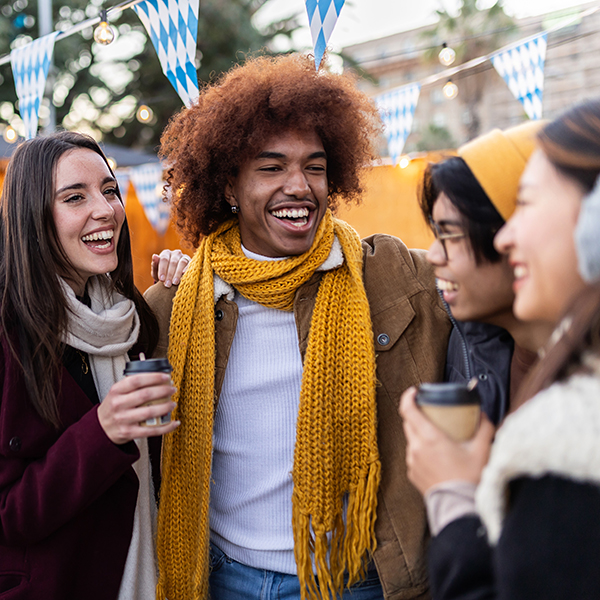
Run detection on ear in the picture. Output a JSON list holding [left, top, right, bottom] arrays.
[[224, 179, 236, 207]]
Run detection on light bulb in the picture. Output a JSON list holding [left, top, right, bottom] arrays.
[[3, 126, 17, 143], [443, 80, 458, 100], [438, 43, 456, 67], [399, 156, 410, 169], [94, 10, 115, 45], [136, 105, 153, 123]]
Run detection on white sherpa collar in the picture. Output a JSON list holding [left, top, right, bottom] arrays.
[[212, 236, 344, 303], [476, 373, 600, 544]]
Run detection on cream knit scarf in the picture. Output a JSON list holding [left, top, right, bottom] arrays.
[[156, 210, 381, 600], [60, 276, 157, 600]]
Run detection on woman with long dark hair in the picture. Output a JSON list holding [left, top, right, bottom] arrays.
[[400, 98, 600, 599], [0, 131, 180, 599]]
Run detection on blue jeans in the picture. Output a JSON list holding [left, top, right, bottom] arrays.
[[209, 543, 384, 600]]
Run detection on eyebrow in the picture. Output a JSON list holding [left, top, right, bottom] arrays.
[[255, 150, 327, 160], [434, 218, 463, 228], [55, 176, 116, 196]]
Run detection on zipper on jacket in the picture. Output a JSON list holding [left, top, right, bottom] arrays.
[[437, 286, 472, 381]]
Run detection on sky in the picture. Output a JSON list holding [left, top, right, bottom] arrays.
[[254, 0, 591, 51]]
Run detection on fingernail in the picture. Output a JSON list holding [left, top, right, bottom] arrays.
[[165, 280, 172, 288], [159, 274, 165, 281], [173, 278, 179, 285]]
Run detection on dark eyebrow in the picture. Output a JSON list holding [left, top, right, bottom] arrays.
[[55, 176, 116, 196], [255, 151, 327, 160], [436, 219, 463, 228]]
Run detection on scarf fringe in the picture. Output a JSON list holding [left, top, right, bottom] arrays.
[[292, 457, 381, 600]]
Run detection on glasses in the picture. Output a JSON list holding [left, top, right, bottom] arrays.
[[429, 218, 466, 261]]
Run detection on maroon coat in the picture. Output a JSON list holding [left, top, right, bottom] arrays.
[[0, 334, 140, 599]]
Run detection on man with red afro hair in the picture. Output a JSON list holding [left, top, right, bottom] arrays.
[[146, 52, 449, 600]]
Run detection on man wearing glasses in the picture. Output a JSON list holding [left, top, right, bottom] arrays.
[[419, 121, 548, 424]]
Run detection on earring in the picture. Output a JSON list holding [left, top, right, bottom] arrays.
[[231, 205, 239, 214]]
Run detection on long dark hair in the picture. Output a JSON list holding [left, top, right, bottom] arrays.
[[0, 131, 158, 427], [515, 98, 600, 404]]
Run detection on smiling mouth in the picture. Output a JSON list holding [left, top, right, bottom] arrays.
[[513, 265, 528, 280], [437, 277, 459, 292], [270, 207, 310, 228], [81, 229, 114, 249]]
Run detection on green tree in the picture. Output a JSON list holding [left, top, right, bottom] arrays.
[[414, 122, 456, 152], [422, 0, 516, 140], [0, 0, 299, 149]]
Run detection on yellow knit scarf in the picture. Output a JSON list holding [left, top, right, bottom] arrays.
[[156, 210, 380, 600]]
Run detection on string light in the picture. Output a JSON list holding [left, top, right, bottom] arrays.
[[3, 126, 17, 143], [399, 156, 411, 169], [438, 43, 456, 67], [93, 10, 115, 45], [443, 79, 459, 100], [107, 156, 117, 171], [136, 104, 153, 123]]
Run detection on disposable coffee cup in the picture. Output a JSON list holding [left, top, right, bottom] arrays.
[[124, 357, 173, 427], [416, 382, 481, 442]]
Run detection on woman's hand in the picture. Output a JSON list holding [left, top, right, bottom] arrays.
[[151, 249, 191, 288], [97, 373, 180, 445], [399, 386, 495, 496]]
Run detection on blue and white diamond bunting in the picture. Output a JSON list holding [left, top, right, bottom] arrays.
[[10, 31, 59, 139], [491, 33, 547, 120], [130, 163, 170, 235], [115, 171, 131, 206], [306, 0, 345, 69], [133, 0, 199, 107], [375, 83, 421, 165]]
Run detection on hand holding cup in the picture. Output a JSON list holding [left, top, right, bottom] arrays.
[[98, 358, 179, 445]]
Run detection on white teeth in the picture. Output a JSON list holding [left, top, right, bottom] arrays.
[[271, 207, 310, 219], [82, 230, 114, 242], [437, 278, 459, 292], [514, 265, 528, 279]]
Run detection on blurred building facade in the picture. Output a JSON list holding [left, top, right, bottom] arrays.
[[342, 1, 600, 152]]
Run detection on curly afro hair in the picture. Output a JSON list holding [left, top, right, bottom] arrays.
[[159, 53, 383, 247]]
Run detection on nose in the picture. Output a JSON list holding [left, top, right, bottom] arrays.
[[494, 220, 512, 255], [427, 238, 447, 266], [92, 192, 117, 220], [282, 166, 310, 198]]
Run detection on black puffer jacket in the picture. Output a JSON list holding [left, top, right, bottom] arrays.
[[441, 294, 514, 425]]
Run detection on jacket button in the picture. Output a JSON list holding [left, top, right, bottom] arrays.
[[215, 309, 224, 321], [377, 333, 390, 346], [9, 437, 21, 452], [479, 373, 488, 381]]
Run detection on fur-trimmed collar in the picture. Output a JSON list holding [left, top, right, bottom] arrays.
[[476, 373, 600, 544], [212, 236, 344, 303]]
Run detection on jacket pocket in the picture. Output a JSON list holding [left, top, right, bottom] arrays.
[[371, 299, 415, 353]]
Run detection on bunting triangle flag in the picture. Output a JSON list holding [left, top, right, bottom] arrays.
[[130, 162, 170, 235], [115, 171, 131, 206], [375, 83, 421, 165], [133, 0, 200, 107], [10, 31, 60, 139], [306, 0, 345, 69], [491, 33, 547, 120]]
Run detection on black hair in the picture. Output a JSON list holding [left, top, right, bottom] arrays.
[[420, 156, 505, 264]]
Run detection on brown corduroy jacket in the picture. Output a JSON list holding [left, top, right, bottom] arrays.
[[145, 233, 450, 600]]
